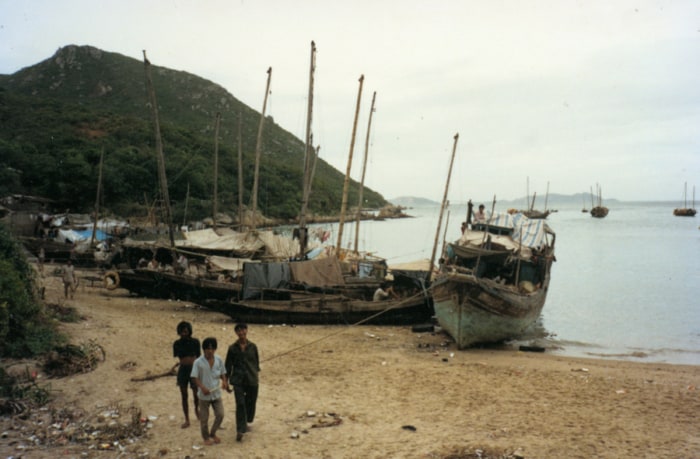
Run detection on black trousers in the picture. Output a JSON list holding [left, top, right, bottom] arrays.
[[233, 384, 258, 434]]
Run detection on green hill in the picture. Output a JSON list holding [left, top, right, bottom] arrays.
[[0, 44, 387, 222]]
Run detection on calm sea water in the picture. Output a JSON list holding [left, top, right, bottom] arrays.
[[330, 202, 700, 365]]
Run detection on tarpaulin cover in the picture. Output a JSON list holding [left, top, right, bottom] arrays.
[[462, 212, 550, 252], [206, 255, 258, 272], [242, 262, 291, 300], [289, 257, 345, 287]]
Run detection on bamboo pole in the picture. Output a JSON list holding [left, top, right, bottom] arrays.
[[251, 67, 272, 231], [429, 133, 459, 282], [143, 50, 175, 248], [354, 91, 376, 254], [336, 74, 364, 254]]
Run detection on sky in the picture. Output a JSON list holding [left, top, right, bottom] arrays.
[[1, 0, 699, 204]]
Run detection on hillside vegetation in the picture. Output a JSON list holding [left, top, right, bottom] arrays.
[[0, 45, 387, 222]]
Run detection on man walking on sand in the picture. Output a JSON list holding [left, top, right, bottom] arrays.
[[62, 259, 76, 299], [173, 321, 200, 428], [191, 337, 228, 446], [225, 323, 260, 442]]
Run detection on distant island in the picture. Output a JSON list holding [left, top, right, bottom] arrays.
[[390, 193, 679, 210], [389, 196, 440, 207]]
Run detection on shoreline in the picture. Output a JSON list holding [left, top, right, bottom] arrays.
[[1, 268, 698, 458]]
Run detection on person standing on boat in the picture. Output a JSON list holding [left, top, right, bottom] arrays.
[[225, 323, 260, 442], [191, 337, 228, 446], [474, 204, 487, 223], [62, 259, 76, 299], [173, 321, 201, 429]]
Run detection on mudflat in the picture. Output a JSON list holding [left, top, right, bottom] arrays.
[[2, 266, 698, 458]]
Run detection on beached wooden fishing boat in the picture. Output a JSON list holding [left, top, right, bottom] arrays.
[[673, 183, 696, 217], [109, 267, 242, 302], [202, 291, 432, 325], [432, 204, 556, 348]]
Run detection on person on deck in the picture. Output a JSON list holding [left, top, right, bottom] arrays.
[[373, 283, 399, 301], [474, 204, 487, 223]]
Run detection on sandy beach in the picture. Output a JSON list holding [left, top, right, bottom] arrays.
[[1, 265, 699, 459]]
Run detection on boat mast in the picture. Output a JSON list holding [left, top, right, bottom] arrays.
[[429, 133, 459, 281], [237, 110, 244, 230], [336, 74, 364, 255], [250, 67, 272, 231], [544, 181, 550, 211], [354, 91, 376, 254], [183, 182, 189, 227], [90, 146, 104, 246], [143, 50, 175, 248], [298, 41, 316, 258], [212, 112, 221, 229]]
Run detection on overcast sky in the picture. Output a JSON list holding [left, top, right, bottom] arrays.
[[1, 0, 698, 203]]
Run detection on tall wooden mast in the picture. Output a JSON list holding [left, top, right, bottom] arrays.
[[336, 74, 364, 254], [251, 67, 272, 231], [354, 91, 376, 254], [90, 146, 104, 246], [143, 50, 175, 248], [298, 41, 317, 258], [237, 111, 244, 230], [212, 112, 221, 229], [429, 133, 459, 281]]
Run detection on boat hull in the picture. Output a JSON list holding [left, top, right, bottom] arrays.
[[432, 272, 549, 348], [116, 269, 241, 302], [203, 293, 433, 325]]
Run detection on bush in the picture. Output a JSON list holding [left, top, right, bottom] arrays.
[[0, 225, 65, 357]]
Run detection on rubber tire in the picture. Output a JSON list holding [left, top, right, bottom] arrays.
[[104, 271, 120, 290]]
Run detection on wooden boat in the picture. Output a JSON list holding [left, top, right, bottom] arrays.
[[432, 205, 556, 348], [590, 184, 608, 218], [673, 183, 696, 217], [110, 267, 241, 302], [202, 291, 432, 325]]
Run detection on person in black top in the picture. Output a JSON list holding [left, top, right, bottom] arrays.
[[225, 323, 260, 442], [173, 321, 201, 428]]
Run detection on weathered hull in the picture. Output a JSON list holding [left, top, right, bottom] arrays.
[[203, 293, 433, 325], [590, 206, 609, 218], [432, 272, 549, 348], [116, 269, 240, 302]]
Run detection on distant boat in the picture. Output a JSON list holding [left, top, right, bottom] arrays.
[[520, 180, 552, 219], [432, 203, 557, 348], [590, 184, 608, 219], [673, 183, 696, 217]]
